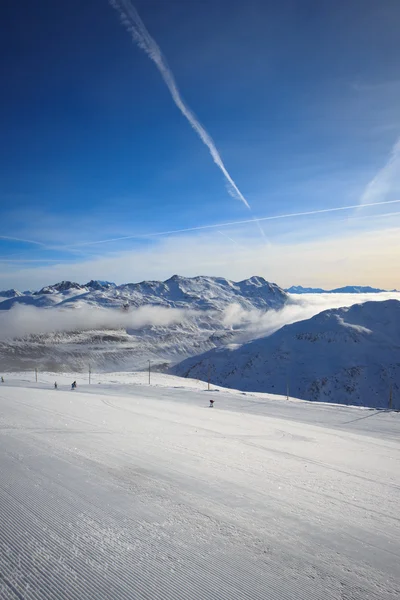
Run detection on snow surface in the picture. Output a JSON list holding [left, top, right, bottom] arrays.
[[0, 372, 399, 599], [173, 299, 400, 409]]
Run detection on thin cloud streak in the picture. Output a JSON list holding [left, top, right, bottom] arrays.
[[0, 235, 47, 247], [342, 210, 400, 223], [69, 198, 400, 247], [109, 0, 251, 210], [217, 230, 243, 247], [360, 136, 400, 205], [0, 259, 76, 264]]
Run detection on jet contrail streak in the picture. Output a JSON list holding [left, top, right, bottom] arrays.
[[217, 230, 242, 247], [341, 210, 400, 223], [0, 235, 47, 246], [0, 259, 74, 263], [71, 198, 400, 246], [109, 0, 251, 209]]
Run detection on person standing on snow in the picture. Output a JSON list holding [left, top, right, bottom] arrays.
[[209, 399, 214, 408]]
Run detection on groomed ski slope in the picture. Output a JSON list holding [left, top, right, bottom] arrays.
[[0, 373, 399, 599]]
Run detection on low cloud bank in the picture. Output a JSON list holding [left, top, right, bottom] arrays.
[[222, 292, 400, 344], [0, 305, 191, 340], [0, 292, 399, 343]]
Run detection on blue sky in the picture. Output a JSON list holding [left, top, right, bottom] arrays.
[[1, 0, 400, 289]]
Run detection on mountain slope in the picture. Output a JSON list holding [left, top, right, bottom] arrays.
[[173, 299, 400, 409]]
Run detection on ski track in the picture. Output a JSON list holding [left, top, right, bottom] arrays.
[[0, 380, 399, 599]]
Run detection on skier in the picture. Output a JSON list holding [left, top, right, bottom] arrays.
[[209, 399, 214, 408], [54, 381, 58, 389], [71, 381, 77, 390], [1, 376, 4, 383]]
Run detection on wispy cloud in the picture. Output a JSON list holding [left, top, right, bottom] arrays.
[[0, 234, 47, 247], [360, 136, 400, 205], [109, 0, 251, 209], [0, 259, 75, 264], [217, 230, 243, 248], [66, 198, 400, 247]]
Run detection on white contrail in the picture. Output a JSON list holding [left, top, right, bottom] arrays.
[[69, 198, 400, 246], [360, 136, 400, 206], [0, 258, 74, 263], [0, 234, 47, 246], [217, 230, 243, 247], [342, 210, 400, 223], [109, 0, 251, 209]]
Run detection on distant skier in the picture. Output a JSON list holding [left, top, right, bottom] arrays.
[[1, 376, 4, 383], [209, 399, 214, 408], [71, 381, 77, 390], [54, 381, 58, 389]]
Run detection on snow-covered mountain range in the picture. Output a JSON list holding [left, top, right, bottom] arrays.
[[173, 299, 400, 409], [2, 276, 399, 409], [0, 276, 287, 371], [286, 285, 395, 294], [0, 276, 286, 311]]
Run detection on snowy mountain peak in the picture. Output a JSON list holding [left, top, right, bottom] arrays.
[[165, 274, 181, 282], [0, 275, 288, 313], [85, 280, 116, 290], [0, 289, 23, 298], [35, 281, 87, 295], [239, 276, 267, 287]]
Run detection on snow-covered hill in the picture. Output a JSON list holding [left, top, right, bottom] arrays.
[[0, 276, 288, 371], [173, 299, 400, 409]]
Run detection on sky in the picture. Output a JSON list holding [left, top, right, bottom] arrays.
[[1, 0, 400, 290]]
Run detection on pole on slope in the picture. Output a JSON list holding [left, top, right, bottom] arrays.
[[148, 360, 151, 385], [35, 368, 38, 383], [286, 381, 289, 401], [89, 364, 91, 385], [389, 383, 393, 410]]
